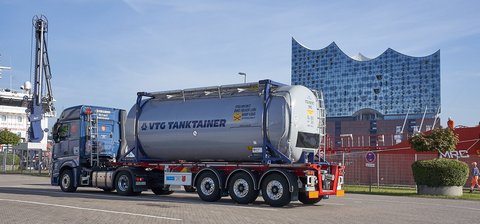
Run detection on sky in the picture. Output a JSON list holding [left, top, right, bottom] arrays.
[[0, 0, 479, 127]]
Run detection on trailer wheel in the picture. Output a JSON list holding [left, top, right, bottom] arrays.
[[196, 172, 222, 202], [151, 187, 174, 195], [60, 169, 77, 192], [115, 171, 135, 196], [298, 192, 322, 205], [228, 172, 259, 204], [261, 173, 291, 207], [184, 186, 196, 193]]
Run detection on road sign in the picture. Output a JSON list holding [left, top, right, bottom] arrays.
[[365, 163, 375, 168], [365, 151, 376, 163]]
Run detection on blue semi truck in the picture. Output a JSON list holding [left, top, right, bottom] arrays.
[[51, 80, 344, 207]]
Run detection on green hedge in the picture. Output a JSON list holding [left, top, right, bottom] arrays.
[[412, 158, 469, 187]]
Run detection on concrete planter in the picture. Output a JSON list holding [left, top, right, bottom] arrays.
[[416, 185, 463, 196]]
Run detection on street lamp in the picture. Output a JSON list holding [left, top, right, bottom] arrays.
[[238, 72, 246, 83]]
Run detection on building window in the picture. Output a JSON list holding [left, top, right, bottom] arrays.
[[1, 115, 6, 121], [17, 116, 23, 123]]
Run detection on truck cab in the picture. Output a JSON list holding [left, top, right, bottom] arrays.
[[50, 105, 126, 190]]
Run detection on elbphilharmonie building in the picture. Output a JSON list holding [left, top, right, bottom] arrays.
[[291, 38, 440, 147]]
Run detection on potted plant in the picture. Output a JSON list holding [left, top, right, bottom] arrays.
[[409, 128, 468, 196]]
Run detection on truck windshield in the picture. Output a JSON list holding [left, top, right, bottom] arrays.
[[53, 121, 80, 143]]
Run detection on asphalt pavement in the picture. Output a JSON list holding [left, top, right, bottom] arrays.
[[0, 174, 479, 224]]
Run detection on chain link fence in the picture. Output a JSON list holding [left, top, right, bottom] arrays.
[[326, 150, 478, 187], [1, 145, 50, 175]]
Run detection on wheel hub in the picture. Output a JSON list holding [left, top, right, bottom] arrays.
[[201, 177, 215, 196], [117, 175, 129, 192], [61, 175, 70, 188], [266, 180, 283, 200], [233, 179, 249, 198]]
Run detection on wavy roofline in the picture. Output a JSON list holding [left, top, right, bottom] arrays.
[[292, 37, 440, 62]]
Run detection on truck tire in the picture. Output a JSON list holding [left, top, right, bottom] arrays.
[[298, 192, 322, 205], [184, 186, 196, 193], [228, 172, 259, 204], [261, 173, 291, 207], [151, 187, 174, 195], [115, 171, 135, 196], [196, 172, 222, 202], [60, 169, 77, 192]]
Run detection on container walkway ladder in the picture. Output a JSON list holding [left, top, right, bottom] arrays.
[[87, 112, 100, 167]]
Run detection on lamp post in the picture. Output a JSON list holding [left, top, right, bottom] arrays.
[[238, 72, 246, 83]]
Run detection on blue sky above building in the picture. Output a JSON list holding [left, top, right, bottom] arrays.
[[0, 0, 478, 126]]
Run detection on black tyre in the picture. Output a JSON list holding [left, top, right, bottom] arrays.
[[298, 192, 322, 205], [261, 173, 291, 207], [151, 187, 174, 195], [228, 172, 259, 204], [196, 172, 222, 202], [60, 169, 77, 192], [115, 171, 135, 196]]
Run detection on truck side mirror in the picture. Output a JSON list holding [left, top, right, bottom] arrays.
[[52, 123, 60, 143]]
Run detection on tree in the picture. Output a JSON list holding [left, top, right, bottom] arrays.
[[409, 128, 459, 154], [409, 128, 467, 195], [0, 129, 21, 146]]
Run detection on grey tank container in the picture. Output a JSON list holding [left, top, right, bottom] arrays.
[[125, 82, 321, 162]]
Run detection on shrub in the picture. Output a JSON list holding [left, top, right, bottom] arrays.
[[409, 128, 458, 153], [0, 153, 20, 165], [0, 129, 21, 145], [411, 158, 469, 187]]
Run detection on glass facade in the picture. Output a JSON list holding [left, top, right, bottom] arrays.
[[291, 39, 440, 118]]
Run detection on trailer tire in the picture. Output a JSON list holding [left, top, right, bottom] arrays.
[[60, 169, 77, 192], [115, 171, 135, 196], [228, 172, 259, 204], [298, 192, 322, 205], [261, 173, 291, 207], [196, 172, 222, 202], [151, 187, 174, 195], [184, 186, 196, 193]]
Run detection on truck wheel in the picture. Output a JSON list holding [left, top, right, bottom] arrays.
[[298, 192, 322, 205], [115, 171, 135, 196], [228, 172, 259, 204], [196, 172, 222, 202], [261, 173, 291, 207], [184, 186, 196, 193], [60, 169, 77, 192], [151, 187, 174, 195]]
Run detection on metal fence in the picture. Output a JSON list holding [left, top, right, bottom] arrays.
[[1, 145, 50, 175], [326, 150, 478, 187]]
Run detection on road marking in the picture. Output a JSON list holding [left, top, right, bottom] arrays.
[[322, 202, 345, 206], [0, 187, 278, 211], [0, 198, 182, 221]]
